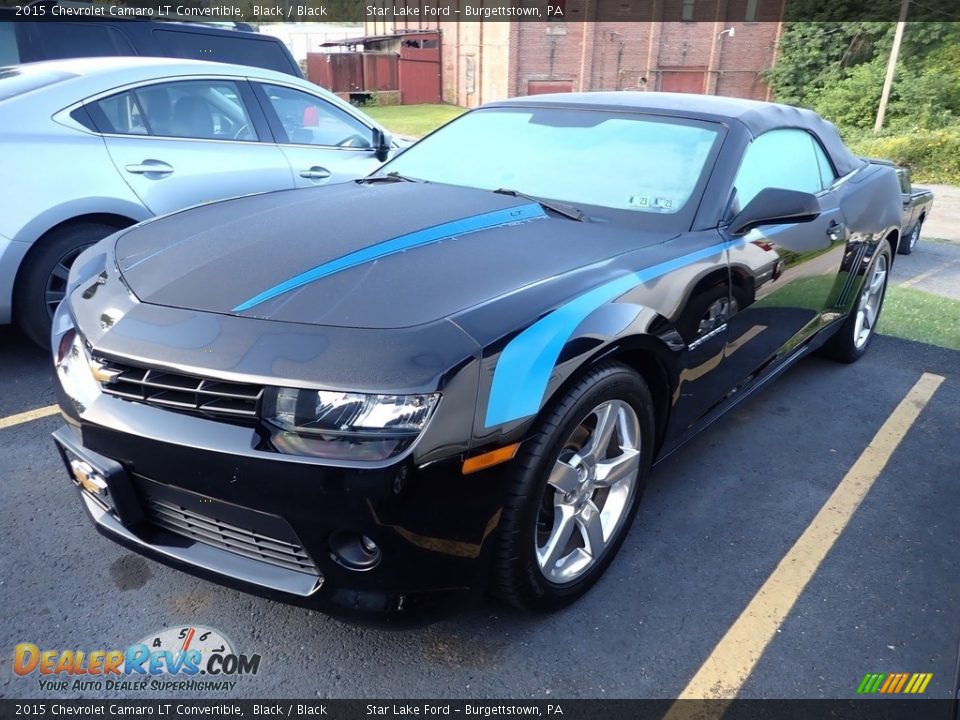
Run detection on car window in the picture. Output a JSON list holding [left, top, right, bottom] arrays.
[[0, 22, 19, 65], [734, 129, 826, 209], [34, 22, 131, 59], [153, 29, 293, 74], [811, 137, 836, 190], [92, 80, 256, 141], [897, 170, 910, 194], [260, 84, 372, 148]]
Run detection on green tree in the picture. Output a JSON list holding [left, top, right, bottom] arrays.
[[766, 21, 960, 131]]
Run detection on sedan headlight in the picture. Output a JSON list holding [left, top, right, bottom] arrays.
[[261, 388, 439, 461]]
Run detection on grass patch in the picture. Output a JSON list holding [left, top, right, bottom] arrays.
[[878, 285, 960, 351], [362, 104, 466, 139], [753, 277, 960, 351]]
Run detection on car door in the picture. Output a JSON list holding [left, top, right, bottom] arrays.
[[722, 128, 847, 389], [87, 77, 294, 216], [251, 81, 388, 187]]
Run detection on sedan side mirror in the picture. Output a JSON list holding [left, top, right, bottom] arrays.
[[373, 128, 393, 162], [729, 188, 821, 236]]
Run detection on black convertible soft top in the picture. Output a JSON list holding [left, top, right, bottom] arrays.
[[493, 91, 865, 178]]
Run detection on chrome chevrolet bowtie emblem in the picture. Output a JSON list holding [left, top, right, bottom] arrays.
[[88, 359, 121, 384]]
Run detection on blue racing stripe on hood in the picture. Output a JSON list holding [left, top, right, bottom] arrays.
[[232, 203, 547, 312], [484, 240, 730, 428]]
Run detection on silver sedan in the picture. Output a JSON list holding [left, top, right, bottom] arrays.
[[0, 56, 401, 346]]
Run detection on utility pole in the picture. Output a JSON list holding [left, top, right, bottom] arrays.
[[874, 0, 910, 132]]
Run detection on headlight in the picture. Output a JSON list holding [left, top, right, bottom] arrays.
[[261, 388, 439, 461], [55, 328, 100, 411]]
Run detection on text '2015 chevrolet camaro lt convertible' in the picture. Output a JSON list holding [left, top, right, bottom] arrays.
[[52, 93, 903, 620]]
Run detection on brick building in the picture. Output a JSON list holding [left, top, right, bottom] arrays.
[[365, 1, 785, 106]]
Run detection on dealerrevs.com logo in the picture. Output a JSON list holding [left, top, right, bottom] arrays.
[[14, 626, 261, 693]]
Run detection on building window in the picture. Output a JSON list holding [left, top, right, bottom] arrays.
[[745, 0, 758, 22], [681, 0, 695, 21]]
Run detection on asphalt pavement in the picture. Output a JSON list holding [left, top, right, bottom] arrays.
[[0, 324, 957, 701]]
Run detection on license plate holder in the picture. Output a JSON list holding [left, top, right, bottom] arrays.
[[53, 427, 144, 527]]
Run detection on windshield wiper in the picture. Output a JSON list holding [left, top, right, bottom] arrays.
[[493, 188, 586, 222], [358, 171, 422, 184]]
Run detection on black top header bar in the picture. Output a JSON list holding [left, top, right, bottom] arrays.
[[0, 0, 957, 23]]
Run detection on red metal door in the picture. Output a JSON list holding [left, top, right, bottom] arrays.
[[659, 68, 706, 94], [398, 33, 441, 105], [307, 53, 363, 93]]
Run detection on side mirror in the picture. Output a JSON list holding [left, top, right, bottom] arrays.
[[372, 128, 392, 162], [729, 188, 821, 236]]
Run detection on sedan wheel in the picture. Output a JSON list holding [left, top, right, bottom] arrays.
[[14, 222, 121, 349], [45, 245, 88, 320], [493, 361, 654, 612]]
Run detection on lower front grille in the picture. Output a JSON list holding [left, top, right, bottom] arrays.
[[144, 497, 319, 576]]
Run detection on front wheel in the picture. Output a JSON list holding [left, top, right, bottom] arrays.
[[821, 242, 891, 363], [492, 361, 655, 612]]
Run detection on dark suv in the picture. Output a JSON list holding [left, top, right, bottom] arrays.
[[0, 10, 301, 77]]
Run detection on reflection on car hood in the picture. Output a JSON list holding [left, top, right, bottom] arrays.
[[116, 182, 675, 329]]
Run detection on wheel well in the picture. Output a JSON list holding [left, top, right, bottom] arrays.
[[13, 213, 136, 307], [886, 228, 900, 258], [600, 347, 672, 454]]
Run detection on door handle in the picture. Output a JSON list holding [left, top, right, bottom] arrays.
[[125, 161, 173, 175], [826, 221, 845, 241], [299, 166, 331, 180]]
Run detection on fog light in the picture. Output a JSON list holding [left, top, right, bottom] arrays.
[[329, 531, 381, 571]]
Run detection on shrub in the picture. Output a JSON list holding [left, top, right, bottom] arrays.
[[846, 127, 960, 184]]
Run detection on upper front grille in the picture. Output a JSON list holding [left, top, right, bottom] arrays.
[[95, 359, 264, 425]]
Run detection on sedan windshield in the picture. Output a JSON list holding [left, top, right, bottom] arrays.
[[379, 106, 720, 218]]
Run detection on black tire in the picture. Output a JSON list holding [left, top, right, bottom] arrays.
[[14, 222, 119, 349], [492, 361, 655, 612], [820, 241, 892, 363], [898, 218, 922, 256]]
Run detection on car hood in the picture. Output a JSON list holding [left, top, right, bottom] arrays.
[[116, 182, 676, 329]]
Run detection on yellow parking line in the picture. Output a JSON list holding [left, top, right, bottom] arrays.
[[665, 372, 944, 714], [0, 404, 60, 430]]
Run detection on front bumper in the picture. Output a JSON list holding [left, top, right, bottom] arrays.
[[51, 397, 509, 623]]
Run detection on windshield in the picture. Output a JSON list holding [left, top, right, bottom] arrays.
[[380, 106, 721, 218]]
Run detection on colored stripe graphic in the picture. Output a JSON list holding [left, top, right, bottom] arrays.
[[858, 673, 932, 694], [484, 240, 729, 427], [232, 203, 547, 312]]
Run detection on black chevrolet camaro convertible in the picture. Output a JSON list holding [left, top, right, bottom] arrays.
[[52, 93, 902, 619]]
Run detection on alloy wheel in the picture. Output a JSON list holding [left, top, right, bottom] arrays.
[[535, 399, 641, 584], [854, 252, 888, 349], [45, 245, 88, 319]]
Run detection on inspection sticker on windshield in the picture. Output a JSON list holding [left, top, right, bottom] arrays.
[[628, 195, 674, 210]]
